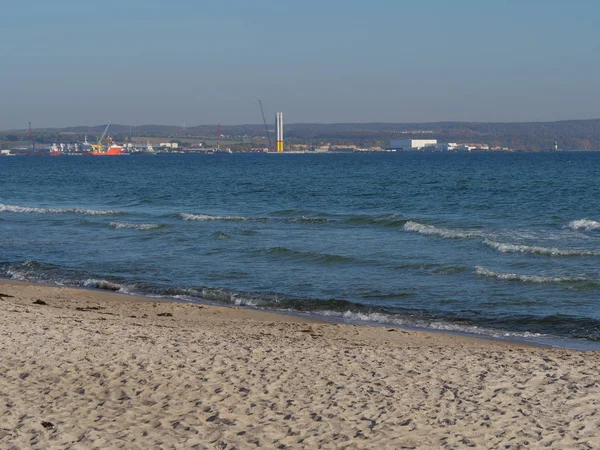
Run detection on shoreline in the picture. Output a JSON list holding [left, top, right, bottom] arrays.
[[0, 278, 525, 349], [3, 279, 600, 448], [2, 276, 596, 352]]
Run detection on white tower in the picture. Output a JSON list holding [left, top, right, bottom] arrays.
[[276, 112, 284, 152]]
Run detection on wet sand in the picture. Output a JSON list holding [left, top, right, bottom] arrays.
[[1, 279, 600, 449]]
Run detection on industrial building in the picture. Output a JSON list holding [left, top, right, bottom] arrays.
[[389, 140, 476, 152], [389, 139, 437, 151]]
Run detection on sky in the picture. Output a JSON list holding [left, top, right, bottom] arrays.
[[1, 0, 599, 129]]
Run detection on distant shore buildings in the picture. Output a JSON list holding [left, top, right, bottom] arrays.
[[389, 139, 437, 151], [389, 139, 483, 152]]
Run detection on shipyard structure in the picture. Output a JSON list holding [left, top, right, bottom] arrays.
[[276, 112, 284, 152]]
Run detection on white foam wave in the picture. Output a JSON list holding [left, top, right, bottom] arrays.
[[109, 221, 163, 231], [314, 310, 544, 339], [71, 208, 122, 216], [475, 266, 586, 283], [199, 288, 263, 306], [404, 221, 480, 239], [231, 295, 261, 306], [179, 213, 247, 222], [483, 239, 600, 257], [82, 279, 123, 291], [0, 203, 122, 216], [6, 270, 27, 281], [568, 219, 600, 231]]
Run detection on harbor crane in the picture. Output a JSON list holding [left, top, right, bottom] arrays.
[[91, 122, 111, 152], [258, 100, 273, 152]]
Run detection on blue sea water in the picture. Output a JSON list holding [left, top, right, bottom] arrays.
[[1, 152, 600, 348]]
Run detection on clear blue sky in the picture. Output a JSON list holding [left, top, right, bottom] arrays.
[[1, 0, 599, 129]]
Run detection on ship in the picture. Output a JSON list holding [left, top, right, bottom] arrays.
[[89, 122, 127, 155], [91, 139, 126, 155], [48, 143, 62, 155]]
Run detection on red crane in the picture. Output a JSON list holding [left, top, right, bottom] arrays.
[[29, 122, 36, 152]]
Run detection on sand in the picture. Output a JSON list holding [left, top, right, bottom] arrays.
[[1, 280, 600, 449]]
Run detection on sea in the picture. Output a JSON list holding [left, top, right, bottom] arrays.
[[1, 152, 600, 350]]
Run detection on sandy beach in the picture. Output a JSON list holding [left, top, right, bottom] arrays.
[[1, 280, 600, 449]]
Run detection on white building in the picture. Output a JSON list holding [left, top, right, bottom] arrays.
[[421, 142, 461, 152], [389, 139, 437, 151]]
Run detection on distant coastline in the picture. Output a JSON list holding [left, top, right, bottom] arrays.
[[3, 118, 600, 153]]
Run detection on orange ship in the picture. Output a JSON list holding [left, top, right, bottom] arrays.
[[92, 144, 125, 155], [91, 138, 126, 155]]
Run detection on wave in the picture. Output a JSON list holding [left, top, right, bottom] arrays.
[[4, 259, 600, 344], [3, 260, 70, 282], [176, 210, 410, 229], [281, 214, 406, 227], [258, 247, 357, 265], [568, 219, 600, 231], [179, 213, 247, 222], [1, 261, 128, 293], [343, 214, 406, 228], [404, 221, 481, 239], [0, 203, 123, 216], [483, 239, 600, 257], [287, 216, 330, 224], [109, 221, 164, 231], [180, 213, 330, 225], [82, 279, 124, 291], [474, 266, 589, 284], [179, 210, 410, 228], [211, 231, 231, 239], [314, 310, 546, 340], [198, 288, 269, 307]]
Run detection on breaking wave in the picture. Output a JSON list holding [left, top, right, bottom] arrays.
[[3, 260, 71, 283], [568, 219, 600, 231], [109, 221, 164, 231], [82, 279, 124, 291], [4, 259, 600, 344], [314, 310, 545, 340], [404, 221, 481, 239], [1, 261, 128, 293], [0, 203, 123, 216], [474, 266, 589, 284], [179, 213, 247, 221], [198, 288, 267, 307], [483, 239, 600, 257]]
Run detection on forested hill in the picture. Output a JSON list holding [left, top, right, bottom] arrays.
[[4, 119, 600, 150], [283, 120, 600, 150]]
